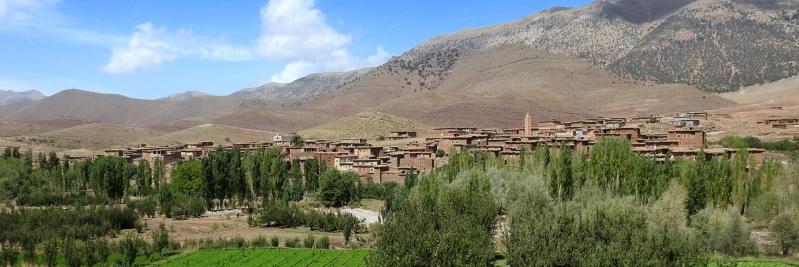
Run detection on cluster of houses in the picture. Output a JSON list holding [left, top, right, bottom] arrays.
[[428, 112, 765, 168], [16, 111, 764, 185]]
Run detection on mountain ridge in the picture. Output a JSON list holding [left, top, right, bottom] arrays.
[[0, 89, 46, 106]]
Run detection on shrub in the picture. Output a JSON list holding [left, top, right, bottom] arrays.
[[316, 236, 330, 249], [691, 207, 758, 256], [285, 237, 300, 248], [771, 214, 799, 256], [122, 234, 142, 266], [43, 238, 58, 267], [151, 223, 169, 255], [1, 242, 19, 267], [303, 234, 315, 248], [270, 236, 280, 247], [63, 238, 81, 267], [252, 235, 268, 247], [230, 236, 245, 248]]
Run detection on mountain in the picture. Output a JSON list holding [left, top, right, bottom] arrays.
[[232, 68, 372, 105], [305, 44, 734, 128], [160, 91, 212, 102], [0, 89, 243, 130], [399, 0, 799, 92], [0, 90, 45, 106]]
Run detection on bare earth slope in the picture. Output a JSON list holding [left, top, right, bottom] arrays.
[[22, 123, 164, 149], [308, 45, 734, 128], [135, 124, 274, 146], [299, 111, 431, 141], [0, 89, 243, 130]]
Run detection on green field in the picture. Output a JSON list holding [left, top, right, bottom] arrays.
[[157, 248, 368, 267], [708, 260, 797, 267]]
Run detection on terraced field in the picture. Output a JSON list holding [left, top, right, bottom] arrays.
[[158, 248, 368, 267]]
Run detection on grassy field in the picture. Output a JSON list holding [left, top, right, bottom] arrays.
[[491, 259, 797, 267], [157, 248, 368, 267]]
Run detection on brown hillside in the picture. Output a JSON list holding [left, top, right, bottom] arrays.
[[307, 45, 734, 128], [0, 89, 243, 129], [0, 122, 54, 137], [18, 123, 164, 149], [135, 124, 274, 146], [299, 111, 431, 141]]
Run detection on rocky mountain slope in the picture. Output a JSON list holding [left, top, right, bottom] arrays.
[[399, 0, 799, 92], [233, 68, 372, 105], [160, 91, 212, 102], [307, 45, 734, 128], [0, 90, 45, 106]]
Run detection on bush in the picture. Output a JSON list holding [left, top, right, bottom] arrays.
[[508, 185, 705, 266], [230, 236, 245, 248], [122, 234, 144, 266], [17, 192, 109, 207], [251, 235, 268, 248], [316, 236, 330, 249], [691, 207, 758, 256], [43, 238, 58, 267], [771, 214, 799, 256], [151, 223, 169, 255], [63, 238, 81, 267], [127, 197, 157, 218], [1, 242, 19, 266], [270, 236, 280, 247], [285, 237, 300, 248], [303, 235, 315, 248]]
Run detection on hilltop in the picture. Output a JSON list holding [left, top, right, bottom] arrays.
[[299, 112, 430, 141]]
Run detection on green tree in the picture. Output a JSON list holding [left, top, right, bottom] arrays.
[[291, 135, 304, 147], [136, 160, 152, 195], [289, 160, 304, 201], [318, 169, 357, 207], [170, 160, 203, 194]]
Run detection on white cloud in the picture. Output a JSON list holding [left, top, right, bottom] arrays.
[[103, 23, 254, 74], [271, 61, 318, 83], [257, 0, 391, 82]]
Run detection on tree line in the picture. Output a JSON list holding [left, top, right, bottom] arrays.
[[369, 138, 799, 265]]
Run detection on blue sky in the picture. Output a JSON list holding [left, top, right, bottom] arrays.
[[0, 0, 591, 99]]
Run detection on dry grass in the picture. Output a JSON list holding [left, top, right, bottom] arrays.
[[0, 121, 53, 137], [299, 111, 431, 141], [20, 123, 163, 149], [135, 124, 275, 146]]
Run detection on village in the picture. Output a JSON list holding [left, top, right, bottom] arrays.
[[83, 111, 798, 186]]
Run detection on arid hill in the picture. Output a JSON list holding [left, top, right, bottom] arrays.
[[133, 124, 275, 146], [0, 89, 244, 130], [299, 111, 431, 141], [307, 45, 734, 128], [17, 123, 164, 149]]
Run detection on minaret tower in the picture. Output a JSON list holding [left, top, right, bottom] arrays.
[[524, 113, 532, 136]]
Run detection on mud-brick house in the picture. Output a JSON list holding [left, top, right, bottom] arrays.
[[387, 131, 417, 140], [668, 129, 706, 149], [600, 126, 641, 141]]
